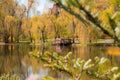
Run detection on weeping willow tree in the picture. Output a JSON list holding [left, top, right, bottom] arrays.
[[51, 0, 120, 43]]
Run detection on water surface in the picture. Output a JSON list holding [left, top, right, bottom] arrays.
[[0, 44, 120, 80]]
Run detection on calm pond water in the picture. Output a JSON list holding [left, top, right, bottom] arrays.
[[0, 44, 120, 80]]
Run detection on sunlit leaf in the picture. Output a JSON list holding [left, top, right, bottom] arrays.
[[83, 59, 94, 70]]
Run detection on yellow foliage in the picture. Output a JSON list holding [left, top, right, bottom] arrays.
[[98, 2, 114, 28], [5, 15, 15, 23], [107, 47, 120, 56]]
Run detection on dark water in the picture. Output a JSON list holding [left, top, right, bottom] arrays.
[[0, 44, 120, 80]]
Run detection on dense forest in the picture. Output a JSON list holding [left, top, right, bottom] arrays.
[[0, 0, 119, 44], [0, 0, 120, 80]]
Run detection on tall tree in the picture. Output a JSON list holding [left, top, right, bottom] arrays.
[[51, 0, 120, 43]]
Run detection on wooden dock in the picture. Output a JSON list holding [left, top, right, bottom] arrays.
[[53, 38, 73, 46]]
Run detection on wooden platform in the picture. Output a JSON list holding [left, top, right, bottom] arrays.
[[53, 38, 73, 46]]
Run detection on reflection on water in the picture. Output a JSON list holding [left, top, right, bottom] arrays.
[[0, 44, 120, 79], [107, 47, 120, 56]]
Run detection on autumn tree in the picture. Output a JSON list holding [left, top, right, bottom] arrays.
[[49, 9, 75, 39], [51, 0, 120, 43], [0, 0, 36, 43], [0, 0, 17, 43]]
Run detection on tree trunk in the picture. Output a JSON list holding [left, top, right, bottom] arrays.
[[41, 31, 45, 43], [29, 31, 33, 43], [16, 21, 22, 43], [11, 34, 13, 43], [3, 35, 9, 43]]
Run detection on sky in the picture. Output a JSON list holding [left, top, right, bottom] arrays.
[[17, 0, 54, 15]]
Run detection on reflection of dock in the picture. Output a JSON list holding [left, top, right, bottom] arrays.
[[54, 45, 71, 53], [53, 38, 73, 46]]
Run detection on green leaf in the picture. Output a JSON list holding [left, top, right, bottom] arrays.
[[53, 52, 59, 59], [98, 57, 108, 65], [64, 52, 72, 59], [83, 59, 94, 70], [112, 73, 120, 80], [111, 67, 119, 73]]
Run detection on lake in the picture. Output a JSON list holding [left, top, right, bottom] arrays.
[[0, 44, 120, 80]]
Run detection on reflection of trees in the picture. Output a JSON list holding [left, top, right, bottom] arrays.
[[71, 45, 120, 67], [0, 45, 16, 75], [72, 45, 90, 60], [54, 45, 72, 54], [0, 45, 28, 79], [48, 69, 70, 80], [106, 47, 120, 66], [16, 45, 26, 79], [71, 45, 113, 60], [0, 44, 120, 79]]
